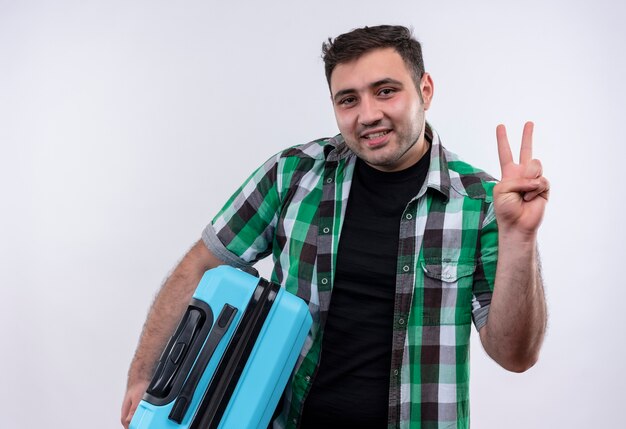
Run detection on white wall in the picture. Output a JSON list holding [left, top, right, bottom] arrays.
[[1, 1, 624, 427]]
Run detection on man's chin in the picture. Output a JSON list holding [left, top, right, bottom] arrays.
[[361, 155, 402, 172]]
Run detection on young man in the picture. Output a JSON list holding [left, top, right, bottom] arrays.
[[122, 25, 549, 429]]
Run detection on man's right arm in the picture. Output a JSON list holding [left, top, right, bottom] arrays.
[[121, 239, 225, 428]]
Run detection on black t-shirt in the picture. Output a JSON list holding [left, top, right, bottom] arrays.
[[300, 147, 430, 428]]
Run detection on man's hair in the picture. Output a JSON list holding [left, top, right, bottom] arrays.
[[322, 25, 425, 89]]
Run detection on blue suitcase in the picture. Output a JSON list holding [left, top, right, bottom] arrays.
[[130, 265, 312, 429]]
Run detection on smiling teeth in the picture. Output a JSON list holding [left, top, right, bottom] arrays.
[[365, 131, 389, 139]]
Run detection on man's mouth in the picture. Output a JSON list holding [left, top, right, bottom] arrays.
[[364, 130, 390, 139]]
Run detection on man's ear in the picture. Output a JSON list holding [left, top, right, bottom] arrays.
[[420, 72, 434, 110]]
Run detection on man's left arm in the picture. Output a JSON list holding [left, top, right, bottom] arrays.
[[479, 121, 549, 372]]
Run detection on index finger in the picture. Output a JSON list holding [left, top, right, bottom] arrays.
[[520, 121, 534, 164], [496, 124, 513, 174]]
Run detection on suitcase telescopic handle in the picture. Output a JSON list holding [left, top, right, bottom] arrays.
[[168, 304, 238, 424]]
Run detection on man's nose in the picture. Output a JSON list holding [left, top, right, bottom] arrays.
[[358, 97, 383, 126]]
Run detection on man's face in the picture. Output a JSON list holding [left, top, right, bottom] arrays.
[[330, 47, 433, 172]]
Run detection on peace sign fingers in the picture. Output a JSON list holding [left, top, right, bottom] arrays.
[[493, 120, 548, 236], [497, 121, 536, 178]]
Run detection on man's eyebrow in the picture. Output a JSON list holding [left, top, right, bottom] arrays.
[[332, 78, 404, 103], [371, 78, 404, 88]]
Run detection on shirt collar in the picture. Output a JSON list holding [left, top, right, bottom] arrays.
[[424, 122, 451, 201], [324, 134, 353, 161]]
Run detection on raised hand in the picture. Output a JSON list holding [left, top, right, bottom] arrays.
[[493, 121, 550, 238]]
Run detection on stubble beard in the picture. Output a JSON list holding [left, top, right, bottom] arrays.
[[353, 118, 425, 171]]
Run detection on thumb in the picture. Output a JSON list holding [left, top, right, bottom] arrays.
[[121, 383, 147, 428], [495, 178, 543, 196], [122, 398, 139, 429]]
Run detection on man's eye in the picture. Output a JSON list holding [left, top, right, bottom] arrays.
[[378, 88, 396, 96], [339, 96, 357, 106]]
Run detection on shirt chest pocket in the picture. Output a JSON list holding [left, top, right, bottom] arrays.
[[419, 259, 476, 326]]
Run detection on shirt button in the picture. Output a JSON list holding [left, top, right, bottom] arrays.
[[405, 213, 413, 220], [323, 227, 330, 234], [402, 265, 410, 272], [444, 273, 452, 280], [398, 318, 405, 325], [293, 418, 298, 424], [393, 369, 399, 376], [305, 375, 311, 382], [321, 278, 328, 285], [326, 177, 333, 183]]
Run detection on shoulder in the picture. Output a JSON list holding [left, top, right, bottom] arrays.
[[255, 136, 347, 197], [443, 147, 497, 202], [249, 136, 338, 177], [266, 135, 350, 178], [278, 136, 341, 161]]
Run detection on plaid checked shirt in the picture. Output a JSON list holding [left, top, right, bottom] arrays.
[[202, 124, 498, 429]]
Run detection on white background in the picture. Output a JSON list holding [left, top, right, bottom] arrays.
[[1, 1, 624, 427]]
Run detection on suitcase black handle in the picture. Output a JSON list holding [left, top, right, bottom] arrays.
[[168, 304, 238, 423], [146, 306, 208, 399]]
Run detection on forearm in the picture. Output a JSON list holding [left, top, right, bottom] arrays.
[[126, 240, 222, 386], [480, 232, 547, 372]]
